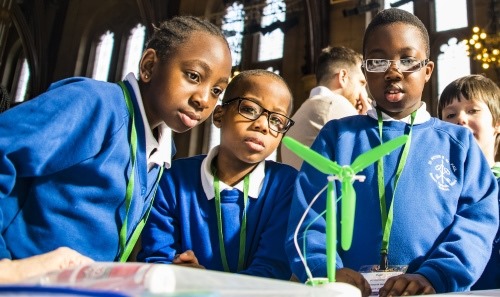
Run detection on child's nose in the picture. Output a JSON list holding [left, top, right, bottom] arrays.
[[384, 64, 403, 81], [456, 112, 468, 125], [191, 88, 211, 110], [252, 113, 269, 133]]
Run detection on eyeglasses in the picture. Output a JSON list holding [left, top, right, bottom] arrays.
[[362, 58, 429, 73], [222, 97, 294, 133]]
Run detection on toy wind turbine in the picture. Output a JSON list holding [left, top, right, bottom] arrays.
[[282, 135, 408, 283]]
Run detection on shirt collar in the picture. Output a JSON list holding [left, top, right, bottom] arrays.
[[366, 101, 430, 124], [124, 73, 172, 169], [309, 86, 337, 98], [201, 145, 265, 200]]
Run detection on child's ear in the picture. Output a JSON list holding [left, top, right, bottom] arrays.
[[212, 105, 224, 128], [423, 60, 435, 82], [139, 49, 157, 82], [494, 120, 500, 135]]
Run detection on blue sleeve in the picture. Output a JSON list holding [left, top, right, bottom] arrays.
[[0, 209, 10, 259], [0, 78, 123, 197], [285, 125, 340, 282], [238, 165, 296, 280], [0, 78, 125, 259], [416, 134, 499, 293], [137, 174, 179, 263]]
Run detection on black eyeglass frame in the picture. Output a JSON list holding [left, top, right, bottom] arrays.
[[362, 58, 430, 73], [221, 97, 295, 133]]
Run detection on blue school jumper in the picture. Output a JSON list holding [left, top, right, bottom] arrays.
[[286, 114, 499, 293], [138, 149, 297, 280], [472, 166, 500, 290], [0, 77, 164, 261]]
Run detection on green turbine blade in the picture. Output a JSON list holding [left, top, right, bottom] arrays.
[[340, 180, 356, 251], [282, 136, 342, 175], [351, 135, 409, 173]]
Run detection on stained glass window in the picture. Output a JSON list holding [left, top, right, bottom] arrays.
[[222, 2, 245, 66], [258, 0, 286, 61]]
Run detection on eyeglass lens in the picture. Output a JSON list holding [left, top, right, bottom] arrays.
[[365, 59, 426, 72], [237, 99, 290, 133]]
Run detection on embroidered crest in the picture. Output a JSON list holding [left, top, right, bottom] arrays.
[[428, 155, 457, 191]]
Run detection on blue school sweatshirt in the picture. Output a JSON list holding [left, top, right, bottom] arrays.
[[138, 151, 297, 280], [286, 114, 499, 293], [0, 77, 164, 261]]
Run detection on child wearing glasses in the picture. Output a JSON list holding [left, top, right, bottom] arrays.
[[0, 16, 232, 281], [138, 70, 297, 280], [285, 8, 498, 296], [438, 74, 500, 290]]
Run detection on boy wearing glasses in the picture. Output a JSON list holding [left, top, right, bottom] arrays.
[[286, 8, 498, 296], [138, 70, 297, 280]]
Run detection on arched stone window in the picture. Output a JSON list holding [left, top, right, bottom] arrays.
[[92, 31, 114, 81], [437, 38, 470, 97], [122, 24, 146, 79], [258, 0, 286, 61], [222, 2, 245, 67]]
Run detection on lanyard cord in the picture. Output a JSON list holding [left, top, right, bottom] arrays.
[[376, 109, 415, 269], [117, 81, 164, 262], [213, 166, 249, 272], [492, 163, 500, 178]]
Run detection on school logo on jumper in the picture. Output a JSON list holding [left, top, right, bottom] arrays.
[[428, 155, 457, 191]]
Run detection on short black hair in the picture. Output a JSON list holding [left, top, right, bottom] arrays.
[[145, 15, 229, 61], [222, 69, 294, 114], [315, 46, 363, 85], [363, 8, 430, 57]]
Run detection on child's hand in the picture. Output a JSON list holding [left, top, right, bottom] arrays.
[[172, 250, 205, 269], [0, 247, 94, 283], [336, 267, 372, 297], [379, 273, 435, 296]]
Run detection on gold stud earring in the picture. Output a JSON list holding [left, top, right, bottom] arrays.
[[145, 74, 149, 79]]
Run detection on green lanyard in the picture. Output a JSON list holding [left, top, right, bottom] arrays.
[[213, 168, 249, 272], [376, 109, 415, 270], [492, 163, 500, 178], [117, 81, 164, 262]]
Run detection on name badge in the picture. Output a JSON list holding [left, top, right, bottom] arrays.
[[359, 265, 408, 296]]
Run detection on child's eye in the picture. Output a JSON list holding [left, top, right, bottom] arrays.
[[468, 109, 480, 115], [269, 115, 285, 126], [445, 113, 456, 119], [186, 72, 200, 83], [211, 87, 224, 97], [240, 105, 259, 117]]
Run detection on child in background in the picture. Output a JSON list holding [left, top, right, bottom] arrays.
[[138, 70, 297, 280], [438, 74, 500, 290], [285, 8, 499, 297], [0, 15, 232, 280]]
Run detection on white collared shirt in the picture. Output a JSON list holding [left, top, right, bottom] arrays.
[[309, 85, 339, 98], [366, 101, 430, 124], [124, 73, 172, 170], [201, 145, 265, 200]]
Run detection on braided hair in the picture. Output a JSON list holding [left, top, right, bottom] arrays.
[[145, 15, 229, 61]]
